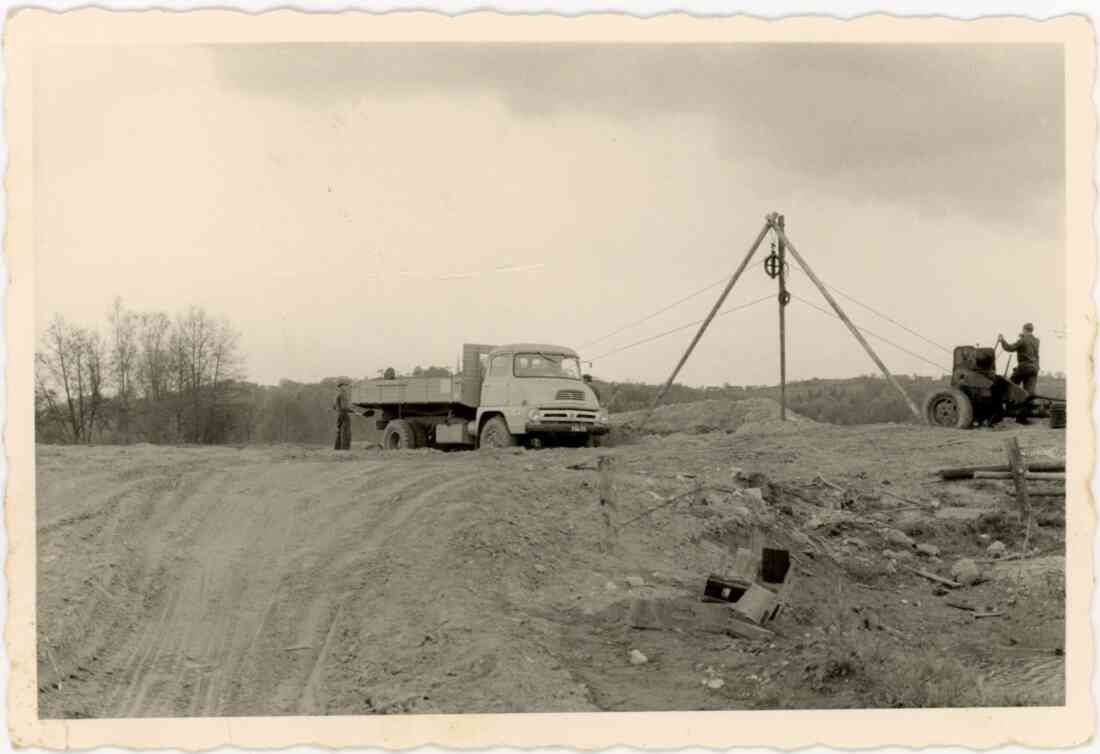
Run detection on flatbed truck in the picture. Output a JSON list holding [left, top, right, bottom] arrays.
[[350, 343, 609, 449]]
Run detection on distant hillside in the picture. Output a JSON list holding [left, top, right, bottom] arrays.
[[593, 373, 1066, 426]]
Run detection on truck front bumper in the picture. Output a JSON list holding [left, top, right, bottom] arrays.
[[525, 421, 610, 435]]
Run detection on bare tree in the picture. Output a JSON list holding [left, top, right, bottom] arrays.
[[108, 297, 139, 441], [136, 311, 171, 401], [37, 315, 106, 443]]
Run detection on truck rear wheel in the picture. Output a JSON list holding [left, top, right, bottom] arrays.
[[382, 419, 418, 450], [479, 416, 515, 449], [923, 389, 975, 429]]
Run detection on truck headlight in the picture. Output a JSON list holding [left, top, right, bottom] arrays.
[[527, 408, 541, 422], [596, 408, 609, 424]]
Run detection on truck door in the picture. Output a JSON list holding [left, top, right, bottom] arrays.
[[482, 353, 511, 408]]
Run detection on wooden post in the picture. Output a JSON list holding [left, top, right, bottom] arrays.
[[598, 455, 617, 550], [1004, 437, 1032, 555], [776, 215, 789, 421], [637, 220, 774, 431], [774, 226, 923, 422]]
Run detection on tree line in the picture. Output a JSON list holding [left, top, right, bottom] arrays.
[[35, 298, 458, 446], [36, 300, 1067, 444], [37, 299, 246, 444]]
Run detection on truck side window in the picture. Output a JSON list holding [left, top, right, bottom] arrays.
[[490, 355, 511, 377]]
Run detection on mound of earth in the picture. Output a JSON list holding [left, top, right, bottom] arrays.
[[612, 397, 817, 436]]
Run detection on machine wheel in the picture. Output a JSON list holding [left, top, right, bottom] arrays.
[[923, 389, 975, 429], [479, 416, 515, 449], [1050, 403, 1067, 430], [382, 419, 418, 450]]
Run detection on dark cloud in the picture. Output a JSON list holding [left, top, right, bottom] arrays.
[[207, 42, 1063, 232]]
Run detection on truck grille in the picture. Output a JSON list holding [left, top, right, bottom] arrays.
[[540, 411, 597, 421], [555, 389, 585, 401]]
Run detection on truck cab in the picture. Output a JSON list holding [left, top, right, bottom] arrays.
[[475, 343, 608, 447]]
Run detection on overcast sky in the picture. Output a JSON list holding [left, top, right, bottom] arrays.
[[34, 43, 1066, 386]]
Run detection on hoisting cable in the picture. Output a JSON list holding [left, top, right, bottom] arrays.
[[589, 293, 774, 363], [785, 265, 951, 355], [791, 294, 950, 373], [580, 250, 778, 347]]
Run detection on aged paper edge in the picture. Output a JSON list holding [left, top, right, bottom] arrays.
[[4, 9, 1095, 751]]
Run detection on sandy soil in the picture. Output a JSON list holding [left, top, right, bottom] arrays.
[[36, 401, 1066, 718]]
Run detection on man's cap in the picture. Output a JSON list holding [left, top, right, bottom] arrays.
[[337, 380, 350, 386], [1023, 323, 1034, 332]]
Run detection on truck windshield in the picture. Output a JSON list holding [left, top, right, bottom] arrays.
[[514, 352, 583, 379]]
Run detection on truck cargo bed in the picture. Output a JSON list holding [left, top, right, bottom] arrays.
[[352, 376, 476, 409]]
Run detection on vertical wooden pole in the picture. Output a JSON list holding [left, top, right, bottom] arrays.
[[777, 215, 788, 421], [1004, 437, 1032, 556], [774, 226, 924, 422], [638, 220, 774, 431], [598, 455, 617, 551]]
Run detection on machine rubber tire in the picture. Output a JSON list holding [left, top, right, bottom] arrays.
[[479, 416, 515, 449], [923, 388, 975, 429], [1050, 403, 1067, 430], [382, 419, 418, 450]]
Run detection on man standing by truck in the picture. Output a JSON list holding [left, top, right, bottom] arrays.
[[333, 380, 352, 450], [998, 322, 1040, 396]]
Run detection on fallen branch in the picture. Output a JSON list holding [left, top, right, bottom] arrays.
[[975, 549, 1041, 564], [943, 599, 977, 611], [909, 567, 961, 588], [615, 487, 701, 530], [880, 488, 926, 507], [813, 474, 845, 493], [973, 611, 1005, 619]]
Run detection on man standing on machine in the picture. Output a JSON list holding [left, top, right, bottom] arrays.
[[998, 322, 1040, 397]]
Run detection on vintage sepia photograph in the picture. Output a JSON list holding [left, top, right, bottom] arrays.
[[6, 9, 1094, 751]]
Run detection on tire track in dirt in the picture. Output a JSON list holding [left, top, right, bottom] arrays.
[[85, 456, 474, 717]]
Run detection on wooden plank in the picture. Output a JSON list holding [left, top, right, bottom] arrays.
[[1005, 437, 1033, 555], [598, 455, 618, 551], [972, 471, 1065, 481], [938, 462, 1064, 480], [730, 547, 759, 583], [733, 584, 778, 625]]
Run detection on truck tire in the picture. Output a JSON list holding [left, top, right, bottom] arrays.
[[382, 419, 418, 450], [923, 388, 975, 429], [479, 415, 515, 449]]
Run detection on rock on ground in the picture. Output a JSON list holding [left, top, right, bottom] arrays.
[[950, 558, 982, 586], [882, 528, 915, 549]]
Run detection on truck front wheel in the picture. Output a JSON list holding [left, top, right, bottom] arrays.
[[382, 419, 418, 450], [479, 416, 515, 449]]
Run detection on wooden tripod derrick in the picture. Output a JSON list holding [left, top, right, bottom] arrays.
[[637, 213, 922, 431]]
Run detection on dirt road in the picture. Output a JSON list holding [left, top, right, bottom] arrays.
[[37, 407, 1066, 717]]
